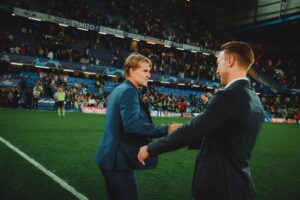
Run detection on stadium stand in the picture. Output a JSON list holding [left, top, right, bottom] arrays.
[[0, 0, 299, 121]]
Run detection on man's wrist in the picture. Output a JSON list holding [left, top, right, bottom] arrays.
[[146, 145, 151, 156]]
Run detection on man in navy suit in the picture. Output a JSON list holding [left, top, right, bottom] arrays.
[[95, 52, 181, 200], [138, 41, 264, 200]]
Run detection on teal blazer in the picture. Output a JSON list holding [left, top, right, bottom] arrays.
[[96, 80, 167, 170]]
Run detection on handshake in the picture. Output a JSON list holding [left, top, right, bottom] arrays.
[[167, 122, 182, 134], [137, 122, 182, 165]]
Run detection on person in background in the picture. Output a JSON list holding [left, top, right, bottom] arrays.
[[54, 86, 66, 116]]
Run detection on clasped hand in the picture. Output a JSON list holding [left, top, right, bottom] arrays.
[[138, 122, 182, 165]]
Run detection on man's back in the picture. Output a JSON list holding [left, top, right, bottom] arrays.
[[193, 80, 264, 200], [198, 80, 263, 163], [95, 81, 131, 169], [139, 41, 264, 200]]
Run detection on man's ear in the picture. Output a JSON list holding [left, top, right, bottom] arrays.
[[128, 68, 135, 77], [227, 54, 235, 68]]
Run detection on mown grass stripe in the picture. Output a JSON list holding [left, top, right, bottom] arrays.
[[0, 136, 89, 200]]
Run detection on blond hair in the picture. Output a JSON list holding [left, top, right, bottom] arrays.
[[124, 53, 152, 77]]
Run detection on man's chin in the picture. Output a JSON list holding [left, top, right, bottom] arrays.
[[220, 81, 226, 87]]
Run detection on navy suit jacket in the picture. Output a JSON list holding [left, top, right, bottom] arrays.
[[96, 80, 167, 170], [147, 80, 264, 200]]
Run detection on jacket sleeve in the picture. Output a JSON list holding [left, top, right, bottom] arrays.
[[120, 87, 167, 137], [148, 91, 234, 156]]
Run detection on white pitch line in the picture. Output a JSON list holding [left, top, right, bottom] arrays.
[[0, 136, 89, 200]]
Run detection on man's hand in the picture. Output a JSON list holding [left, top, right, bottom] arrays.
[[137, 145, 149, 166], [167, 123, 183, 134]]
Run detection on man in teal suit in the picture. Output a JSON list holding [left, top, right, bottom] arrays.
[[138, 41, 264, 200], [95, 53, 181, 200]]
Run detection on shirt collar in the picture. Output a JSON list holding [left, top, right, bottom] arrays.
[[224, 76, 248, 89], [125, 79, 142, 94]]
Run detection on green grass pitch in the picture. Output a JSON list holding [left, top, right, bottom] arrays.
[[0, 109, 299, 200]]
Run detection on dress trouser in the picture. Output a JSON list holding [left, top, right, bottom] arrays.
[[100, 167, 138, 200]]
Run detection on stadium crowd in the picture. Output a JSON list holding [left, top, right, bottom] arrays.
[[0, 71, 106, 111], [0, 0, 299, 121], [255, 51, 299, 89], [1, 69, 299, 122], [1, 11, 298, 89], [0, 16, 218, 81], [11, 0, 220, 49], [0, 69, 202, 113]]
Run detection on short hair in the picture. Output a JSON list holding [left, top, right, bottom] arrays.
[[220, 41, 254, 70], [124, 52, 152, 77]]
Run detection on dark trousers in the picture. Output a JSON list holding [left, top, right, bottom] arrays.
[[32, 98, 39, 109], [100, 168, 138, 200]]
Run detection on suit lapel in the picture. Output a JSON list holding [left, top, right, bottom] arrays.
[[125, 79, 153, 123], [139, 94, 153, 123]]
